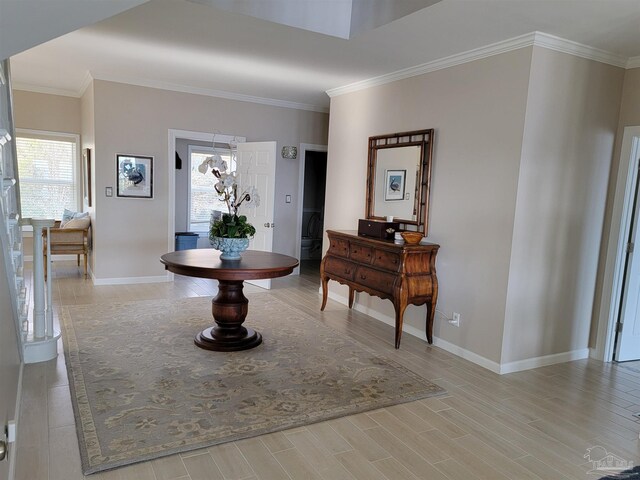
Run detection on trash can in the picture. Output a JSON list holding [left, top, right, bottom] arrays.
[[175, 232, 199, 251]]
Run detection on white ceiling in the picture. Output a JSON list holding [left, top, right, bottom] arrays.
[[9, 0, 640, 111]]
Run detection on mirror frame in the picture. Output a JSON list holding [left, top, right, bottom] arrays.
[[366, 129, 434, 234]]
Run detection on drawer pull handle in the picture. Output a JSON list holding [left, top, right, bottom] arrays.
[[360, 274, 367, 280]]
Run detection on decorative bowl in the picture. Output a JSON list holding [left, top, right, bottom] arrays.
[[400, 231, 423, 245]]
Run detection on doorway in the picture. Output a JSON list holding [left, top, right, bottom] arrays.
[[295, 144, 328, 278], [598, 126, 640, 362]]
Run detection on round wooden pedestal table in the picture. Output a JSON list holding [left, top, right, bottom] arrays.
[[160, 249, 299, 352]]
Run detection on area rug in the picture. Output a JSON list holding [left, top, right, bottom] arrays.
[[61, 294, 445, 474]]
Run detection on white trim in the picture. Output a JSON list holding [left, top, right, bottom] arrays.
[[499, 348, 589, 374], [8, 362, 23, 480], [594, 127, 640, 361], [15, 129, 82, 213], [78, 71, 93, 97], [432, 336, 503, 374], [327, 290, 588, 374], [326, 31, 628, 98], [327, 290, 502, 373], [91, 274, 171, 286], [13, 75, 329, 113], [91, 73, 329, 113], [626, 56, 640, 69], [532, 32, 627, 67], [295, 143, 328, 275], [10, 82, 80, 98]]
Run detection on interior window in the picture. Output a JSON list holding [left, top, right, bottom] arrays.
[[15, 131, 79, 220], [188, 145, 236, 232]]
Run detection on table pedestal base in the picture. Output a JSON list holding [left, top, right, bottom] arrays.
[[194, 280, 263, 351]]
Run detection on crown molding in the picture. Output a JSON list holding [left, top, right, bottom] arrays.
[[327, 32, 537, 97], [78, 71, 93, 97], [90, 73, 329, 113], [627, 56, 640, 69], [11, 82, 80, 98], [13, 72, 329, 113], [533, 32, 627, 68], [327, 31, 630, 98]]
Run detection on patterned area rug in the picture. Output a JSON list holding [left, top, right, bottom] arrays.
[[61, 294, 445, 474]]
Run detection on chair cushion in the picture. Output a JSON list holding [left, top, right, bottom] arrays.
[[62, 217, 91, 230], [61, 209, 89, 227]]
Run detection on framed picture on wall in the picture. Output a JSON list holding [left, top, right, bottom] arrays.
[[82, 148, 92, 207], [116, 154, 153, 198], [384, 169, 406, 201]]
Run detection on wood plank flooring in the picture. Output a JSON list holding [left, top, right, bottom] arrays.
[[14, 260, 640, 480]]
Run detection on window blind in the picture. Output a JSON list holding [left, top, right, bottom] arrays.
[[16, 134, 77, 220]]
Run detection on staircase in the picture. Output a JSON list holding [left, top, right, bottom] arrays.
[[0, 58, 59, 364]]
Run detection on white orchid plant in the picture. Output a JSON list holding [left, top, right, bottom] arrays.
[[198, 152, 260, 239]]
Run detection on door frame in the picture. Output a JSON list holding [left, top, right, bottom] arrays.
[[594, 126, 640, 361], [167, 129, 244, 282], [294, 143, 328, 275]]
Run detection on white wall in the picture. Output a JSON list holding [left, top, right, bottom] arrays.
[[502, 48, 624, 365], [326, 48, 533, 364], [92, 80, 328, 280]]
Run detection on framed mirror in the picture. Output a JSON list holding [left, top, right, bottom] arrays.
[[366, 129, 434, 234]]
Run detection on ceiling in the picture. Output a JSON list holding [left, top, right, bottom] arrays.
[[9, 0, 640, 111]]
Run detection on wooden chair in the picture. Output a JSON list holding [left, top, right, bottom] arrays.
[[43, 219, 91, 278]]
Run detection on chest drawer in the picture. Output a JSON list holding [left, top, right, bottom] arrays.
[[355, 266, 397, 295], [329, 238, 349, 257], [350, 244, 373, 264], [324, 256, 355, 281], [373, 249, 401, 271]]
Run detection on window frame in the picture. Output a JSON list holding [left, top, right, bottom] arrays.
[[16, 128, 81, 222], [16, 129, 81, 234], [187, 144, 237, 234]]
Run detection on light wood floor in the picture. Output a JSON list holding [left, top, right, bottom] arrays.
[[14, 260, 640, 480]]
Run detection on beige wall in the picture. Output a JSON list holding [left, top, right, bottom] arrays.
[[93, 80, 328, 280], [13, 90, 80, 133], [502, 48, 624, 364], [326, 48, 533, 364]]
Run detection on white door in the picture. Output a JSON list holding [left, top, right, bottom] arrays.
[[236, 141, 277, 289], [617, 151, 640, 362]]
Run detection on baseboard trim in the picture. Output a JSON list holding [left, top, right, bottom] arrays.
[[432, 336, 502, 374], [9, 362, 23, 480], [326, 290, 589, 374], [499, 348, 590, 374], [91, 274, 171, 286]]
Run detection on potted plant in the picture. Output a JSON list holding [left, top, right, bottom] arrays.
[[199, 152, 260, 260]]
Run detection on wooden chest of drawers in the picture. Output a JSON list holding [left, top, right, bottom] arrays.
[[320, 230, 439, 348]]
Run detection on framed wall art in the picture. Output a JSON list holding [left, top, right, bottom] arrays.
[[116, 154, 153, 198], [384, 169, 406, 201], [82, 148, 92, 207]]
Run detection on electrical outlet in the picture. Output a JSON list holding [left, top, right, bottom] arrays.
[[7, 420, 16, 442], [449, 312, 461, 327]]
